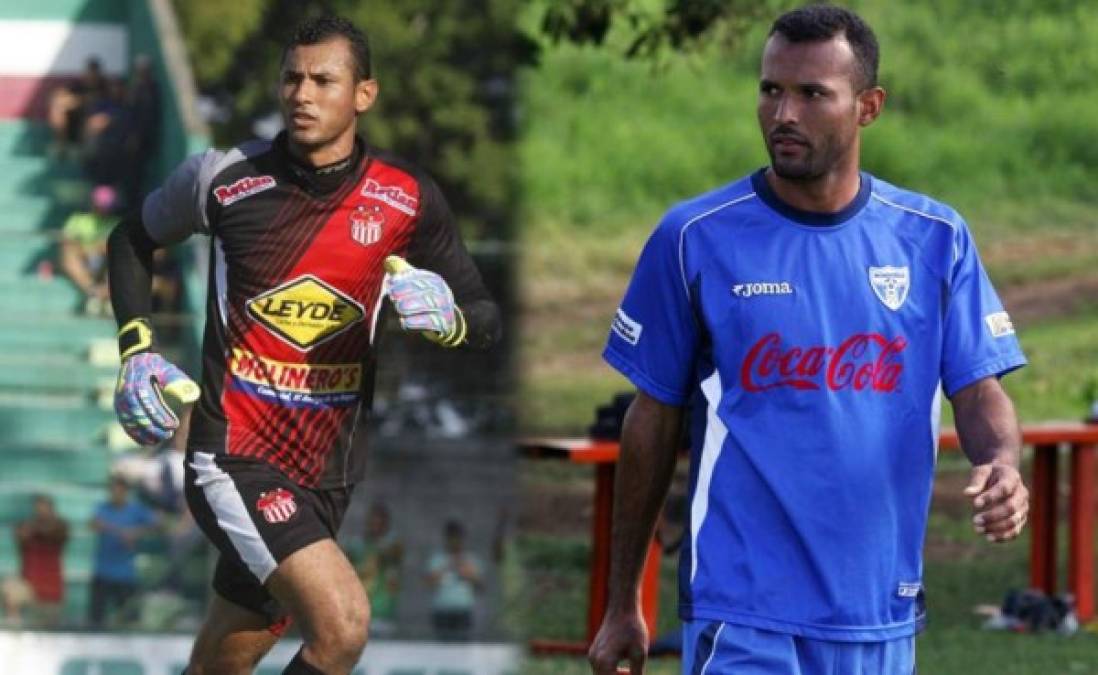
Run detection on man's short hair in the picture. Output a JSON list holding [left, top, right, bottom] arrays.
[[769, 4, 879, 90], [283, 15, 372, 81]]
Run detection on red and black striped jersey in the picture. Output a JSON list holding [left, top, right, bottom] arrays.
[[141, 133, 499, 488]]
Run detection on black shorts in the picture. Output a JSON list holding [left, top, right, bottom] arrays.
[[185, 451, 351, 621]]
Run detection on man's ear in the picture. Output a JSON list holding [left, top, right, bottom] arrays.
[[857, 86, 886, 127], [356, 79, 379, 115]]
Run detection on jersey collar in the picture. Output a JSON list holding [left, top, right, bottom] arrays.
[[751, 168, 872, 227]]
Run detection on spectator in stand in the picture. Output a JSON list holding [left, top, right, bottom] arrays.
[[58, 185, 119, 316], [426, 520, 483, 641], [124, 54, 161, 200], [88, 475, 157, 628], [349, 502, 403, 636], [46, 57, 107, 158], [113, 405, 202, 594], [83, 76, 134, 188], [14, 494, 69, 627]]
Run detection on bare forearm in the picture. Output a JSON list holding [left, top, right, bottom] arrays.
[[606, 392, 682, 614], [952, 377, 1022, 467]]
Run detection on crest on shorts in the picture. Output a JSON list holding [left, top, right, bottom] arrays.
[[868, 266, 910, 311], [256, 488, 298, 524], [349, 204, 384, 247]]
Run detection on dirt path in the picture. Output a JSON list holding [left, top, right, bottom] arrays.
[[1001, 274, 1098, 326]]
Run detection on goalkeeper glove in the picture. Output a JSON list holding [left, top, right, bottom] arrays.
[[113, 318, 200, 446], [384, 255, 467, 348]]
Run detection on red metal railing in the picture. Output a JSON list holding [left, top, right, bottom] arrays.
[[523, 423, 1098, 655]]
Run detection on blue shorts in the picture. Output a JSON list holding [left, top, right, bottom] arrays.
[[682, 621, 915, 675]]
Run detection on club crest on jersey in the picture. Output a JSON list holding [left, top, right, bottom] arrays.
[[349, 204, 384, 246], [214, 175, 276, 206], [868, 266, 910, 311], [256, 488, 297, 524], [246, 275, 365, 351], [360, 178, 417, 216]]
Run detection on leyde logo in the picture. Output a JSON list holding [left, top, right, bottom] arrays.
[[247, 275, 364, 351]]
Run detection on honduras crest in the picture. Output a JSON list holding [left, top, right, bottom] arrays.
[[868, 266, 910, 311]]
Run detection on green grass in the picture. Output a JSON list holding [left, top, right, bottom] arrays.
[[1002, 311, 1098, 424], [519, 0, 1098, 238]]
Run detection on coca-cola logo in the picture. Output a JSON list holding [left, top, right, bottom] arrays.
[[740, 332, 906, 393]]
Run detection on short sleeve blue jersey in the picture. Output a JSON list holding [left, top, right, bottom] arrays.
[[603, 169, 1026, 641]]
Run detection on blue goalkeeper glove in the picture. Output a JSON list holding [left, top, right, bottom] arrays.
[[113, 319, 200, 445], [384, 255, 467, 348]]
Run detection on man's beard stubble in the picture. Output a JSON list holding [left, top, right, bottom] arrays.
[[768, 142, 823, 181]]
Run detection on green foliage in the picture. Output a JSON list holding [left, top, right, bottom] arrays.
[[539, 0, 784, 58], [171, 0, 533, 237], [521, 0, 1098, 234], [171, 1, 266, 84]]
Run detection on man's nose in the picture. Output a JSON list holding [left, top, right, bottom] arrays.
[[290, 80, 314, 105], [773, 94, 799, 125]]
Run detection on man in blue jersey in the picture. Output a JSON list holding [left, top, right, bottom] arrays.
[[589, 5, 1028, 674]]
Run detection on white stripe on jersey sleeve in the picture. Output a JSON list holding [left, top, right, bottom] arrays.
[[677, 193, 757, 303]]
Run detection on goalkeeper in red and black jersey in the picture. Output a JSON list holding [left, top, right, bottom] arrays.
[[106, 15, 500, 675]]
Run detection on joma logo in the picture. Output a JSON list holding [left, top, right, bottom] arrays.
[[732, 281, 794, 298]]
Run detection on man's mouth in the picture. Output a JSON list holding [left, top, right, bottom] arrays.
[[771, 133, 808, 148]]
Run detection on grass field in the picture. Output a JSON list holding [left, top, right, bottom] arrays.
[[514, 456, 1098, 674]]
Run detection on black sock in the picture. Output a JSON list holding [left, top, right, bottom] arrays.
[[283, 648, 325, 675]]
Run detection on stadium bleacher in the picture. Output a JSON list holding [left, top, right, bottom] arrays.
[[0, 118, 123, 625]]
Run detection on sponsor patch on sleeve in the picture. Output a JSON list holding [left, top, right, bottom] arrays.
[[897, 581, 922, 598], [611, 308, 643, 346], [984, 311, 1015, 338]]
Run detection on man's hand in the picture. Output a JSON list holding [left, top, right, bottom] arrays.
[[384, 255, 466, 347], [114, 352, 199, 445], [588, 608, 648, 675], [964, 462, 1029, 542]]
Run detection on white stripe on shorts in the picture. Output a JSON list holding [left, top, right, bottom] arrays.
[[700, 622, 726, 675], [190, 451, 278, 582]]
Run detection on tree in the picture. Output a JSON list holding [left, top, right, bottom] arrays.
[[172, 0, 536, 238], [539, 0, 788, 58]]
